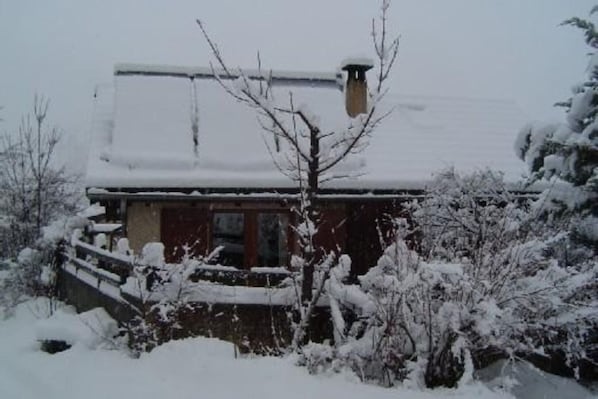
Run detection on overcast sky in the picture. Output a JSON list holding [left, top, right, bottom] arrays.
[[0, 0, 595, 169]]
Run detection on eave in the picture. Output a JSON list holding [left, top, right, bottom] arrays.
[[85, 186, 427, 203]]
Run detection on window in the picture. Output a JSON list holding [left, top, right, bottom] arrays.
[[257, 213, 289, 267], [211, 210, 290, 268], [212, 212, 244, 266]]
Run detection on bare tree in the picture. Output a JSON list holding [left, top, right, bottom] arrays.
[[197, 1, 399, 347], [0, 95, 79, 256]]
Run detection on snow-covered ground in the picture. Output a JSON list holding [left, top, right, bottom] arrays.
[[0, 299, 594, 399]]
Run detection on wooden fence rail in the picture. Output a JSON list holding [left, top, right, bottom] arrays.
[[67, 239, 293, 288], [66, 254, 123, 287]]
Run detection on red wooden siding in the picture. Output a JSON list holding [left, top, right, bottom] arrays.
[[345, 201, 399, 277], [158, 200, 406, 274], [161, 207, 209, 263], [314, 206, 348, 258]]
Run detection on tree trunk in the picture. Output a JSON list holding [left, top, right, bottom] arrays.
[[36, 115, 42, 236], [301, 127, 320, 304]]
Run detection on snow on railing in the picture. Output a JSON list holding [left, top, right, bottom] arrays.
[[59, 240, 327, 310], [73, 239, 133, 267], [190, 264, 292, 287], [61, 252, 125, 303], [66, 254, 123, 286], [64, 238, 293, 289]]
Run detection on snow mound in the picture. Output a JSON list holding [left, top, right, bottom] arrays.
[[477, 360, 595, 399], [144, 336, 236, 362], [35, 307, 118, 349]]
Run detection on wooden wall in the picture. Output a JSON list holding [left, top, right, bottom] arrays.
[[161, 207, 209, 263], [345, 200, 401, 276], [125, 199, 405, 275]]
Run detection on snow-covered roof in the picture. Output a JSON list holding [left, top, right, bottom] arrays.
[[115, 63, 343, 89], [85, 64, 530, 194]]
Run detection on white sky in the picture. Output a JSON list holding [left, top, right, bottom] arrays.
[[0, 0, 595, 170]]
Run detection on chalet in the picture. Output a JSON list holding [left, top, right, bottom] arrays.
[[85, 61, 528, 275]]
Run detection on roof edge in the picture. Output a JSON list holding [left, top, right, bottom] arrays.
[[86, 186, 541, 203], [114, 63, 343, 90]]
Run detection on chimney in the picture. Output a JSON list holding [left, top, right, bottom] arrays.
[[341, 58, 373, 117]]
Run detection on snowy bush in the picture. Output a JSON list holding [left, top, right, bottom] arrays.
[[411, 170, 596, 383], [310, 169, 597, 388], [0, 246, 57, 315], [322, 228, 476, 387], [0, 215, 87, 317], [125, 244, 222, 355]]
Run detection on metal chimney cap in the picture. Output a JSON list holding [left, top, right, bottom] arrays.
[[340, 57, 374, 72]]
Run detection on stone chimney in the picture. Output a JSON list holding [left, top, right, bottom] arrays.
[[341, 58, 374, 117]]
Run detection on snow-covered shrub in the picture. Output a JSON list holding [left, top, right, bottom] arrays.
[[298, 342, 337, 374], [408, 170, 596, 383], [126, 316, 160, 356], [315, 170, 597, 387], [125, 244, 221, 355], [323, 226, 477, 387], [0, 249, 45, 315], [0, 215, 87, 317]]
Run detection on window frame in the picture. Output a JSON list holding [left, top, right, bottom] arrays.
[[209, 208, 293, 269], [256, 211, 291, 268], [211, 211, 246, 268]]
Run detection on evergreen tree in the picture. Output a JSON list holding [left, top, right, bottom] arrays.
[[516, 8, 598, 253]]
